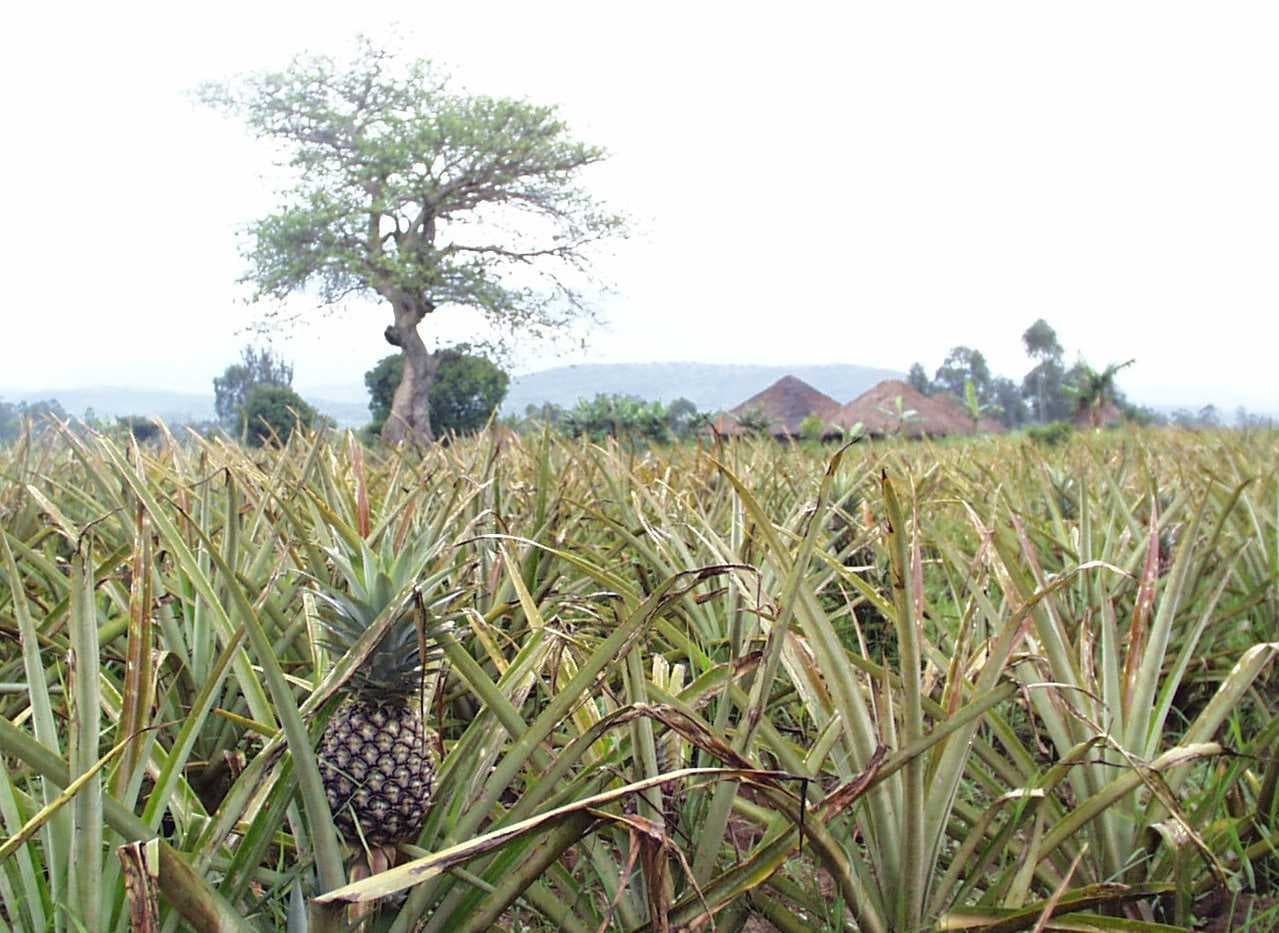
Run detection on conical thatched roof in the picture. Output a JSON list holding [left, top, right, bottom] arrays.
[[834, 380, 979, 438], [713, 375, 843, 438]]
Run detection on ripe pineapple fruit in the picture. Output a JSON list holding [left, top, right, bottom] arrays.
[[312, 537, 451, 847]]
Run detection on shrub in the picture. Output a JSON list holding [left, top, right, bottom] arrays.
[[563, 394, 671, 443], [241, 384, 316, 447], [1026, 420, 1074, 447], [213, 345, 294, 429], [799, 412, 830, 442], [116, 416, 161, 443]]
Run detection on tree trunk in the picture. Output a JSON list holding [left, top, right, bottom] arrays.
[[381, 299, 438, 445]]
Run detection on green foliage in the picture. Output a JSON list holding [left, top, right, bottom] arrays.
[[1022, 317, 1064, 362], [1026, 419, 1074, 446], [520, 401, 566, 426], [907, 362, 932, 395], [963, 378, 991, 426], [429, 348, 509, 436], [933, 346, 992, 401], [562, 393, 671, 442], [0, 398, 66, 442], [1022, 358, 1072, 422], [364, 354, 402, 432], [1064, 357, 1136, 426], [876, 394, 919, 435], [212, 345, 294, 429], [990, 375, 1029, 427], [798, 412, 828, 441], [512, 394, 707, 441], [241, 384, 315, 447], [665, 397, 707, 440], [365, 348, 509, 438], [734, 406, 774, 437]]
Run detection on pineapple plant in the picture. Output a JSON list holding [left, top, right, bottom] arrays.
[[311, 534, 452, 848]]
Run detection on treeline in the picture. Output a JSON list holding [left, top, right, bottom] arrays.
[[0, 399, 67, 443], [905, 319, 1163, 428], [517, 395, 710, 443], [0, 399, 184, 445]]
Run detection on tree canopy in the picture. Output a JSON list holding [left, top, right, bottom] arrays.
[[200, 38, 625, 444], [1022, 319, 1064, 363], [213, 345, 295, 429], [0, 399, 66, 443], [933, 346, 992, 402], [1065, 359, 1136, 428], [242, 384, 316, 447]]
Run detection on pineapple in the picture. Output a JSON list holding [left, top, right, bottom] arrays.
[[312, 537, 450, 848]]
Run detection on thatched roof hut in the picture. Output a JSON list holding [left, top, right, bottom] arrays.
[[713, 375, 843, 438], [834, 380, 982, 438]]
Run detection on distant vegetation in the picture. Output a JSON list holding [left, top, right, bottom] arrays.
[[0, 398, 66, 442], [213, 345, 295, 430], [240, 384, 317, 447], [515, 393, 708, 443], [209, 345, 316, 446], [906, 318, 1163, 429]]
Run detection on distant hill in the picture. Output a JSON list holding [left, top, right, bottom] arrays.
[[1, 387, 218, 424], [1, 387, 369, 428], [502, 362, 906, 415]]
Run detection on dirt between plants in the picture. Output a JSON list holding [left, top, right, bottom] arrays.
[[1195, 889, 1279, 932]]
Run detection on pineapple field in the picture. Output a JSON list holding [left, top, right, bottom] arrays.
[[1, 422, 1277, 932]]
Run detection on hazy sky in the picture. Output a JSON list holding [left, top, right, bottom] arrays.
[[3, 2, 1276, 410]]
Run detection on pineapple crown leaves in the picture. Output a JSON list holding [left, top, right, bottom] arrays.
[[311, 530, 459, 698]]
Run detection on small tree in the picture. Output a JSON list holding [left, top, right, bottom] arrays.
[[0, 399, 66, 443], [213, 345, 294, 429], [907, 363, 932, 396], [799, 412, 828, 442], [734, 407, 774, 437], [523, 402, 566, 427], [1022, 319, 1064, 363], [1064, 359, 1135, 428], [242, 384, 315, 447], [117, 416, 162, 444], [876, 395, 919, 436], [990, 376, 1029, 428], [933, 347, 992, 402], [963, 378, 999, 430], [201, 38, 625, 445], [1021, 319, 1067, 424], [666, 397, 706, 440]]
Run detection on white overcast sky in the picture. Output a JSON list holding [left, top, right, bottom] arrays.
[[2, 2, 1275, 410]]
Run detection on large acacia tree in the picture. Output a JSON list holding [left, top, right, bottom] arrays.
[[201, 39, 624, 443]]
